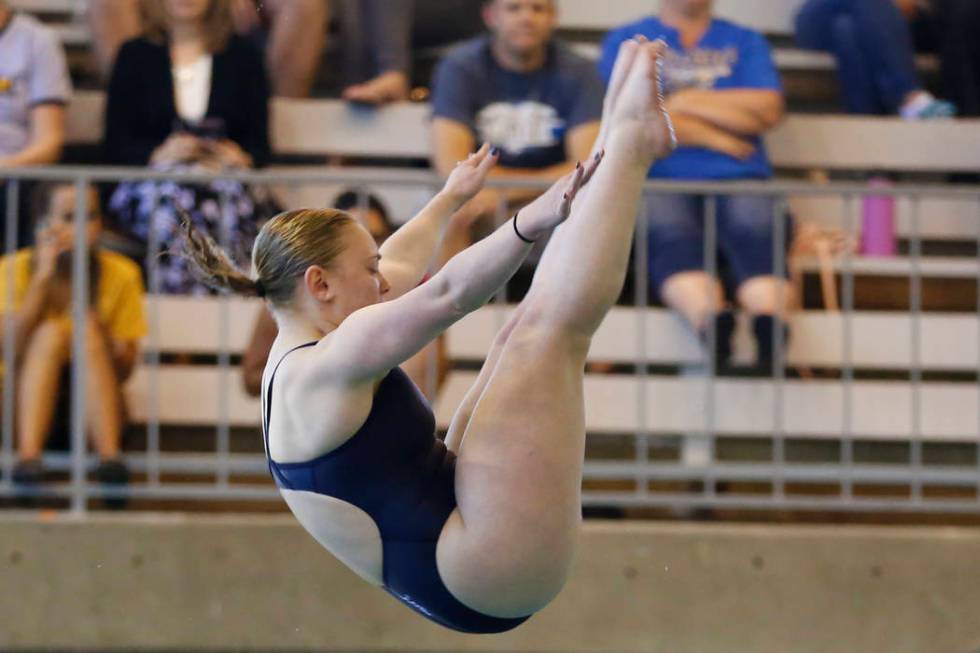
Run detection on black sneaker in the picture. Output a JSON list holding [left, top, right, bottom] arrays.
[[95, 459, 130, 510], [12, 459, 44, 508]]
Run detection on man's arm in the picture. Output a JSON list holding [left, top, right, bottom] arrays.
[[670, 113, 757, 160], [433, 118, 600, 217], [0, 105, 65, 167], [431, 117, 476, 178], [667, 89, 784, 136]]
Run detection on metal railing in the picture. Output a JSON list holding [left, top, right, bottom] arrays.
[[2, 165, 980, 515]]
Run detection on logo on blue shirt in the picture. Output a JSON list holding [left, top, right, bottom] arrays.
[[476, 101, 565, 155]]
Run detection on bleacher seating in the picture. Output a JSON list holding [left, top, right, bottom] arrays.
[[7, 0, 978, 504], [59, 89, 977, 449], [124, 295, 979, 464], [9, 0, 938, 77], [65, 90, 980, 243]]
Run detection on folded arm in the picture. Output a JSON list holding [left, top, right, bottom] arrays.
[[670, 113, 757, 160], [667, 88, 784, 136]]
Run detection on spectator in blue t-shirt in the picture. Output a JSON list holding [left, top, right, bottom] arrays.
[[600, 0, 792, 375], [430, 0, 603, 260]]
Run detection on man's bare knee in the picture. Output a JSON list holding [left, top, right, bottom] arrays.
[[737, 276, 794, 316], [661, 272, 725, 332]]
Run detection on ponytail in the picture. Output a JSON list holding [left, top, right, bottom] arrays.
[[178, 208, 263, 298]]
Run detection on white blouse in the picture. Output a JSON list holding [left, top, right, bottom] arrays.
[[172, 55, 213, 124]]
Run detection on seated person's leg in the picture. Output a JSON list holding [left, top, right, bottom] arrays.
[[718, 195, 795, 373], [651, 193, 725, 335], [849, 0, 954, 117], [796, 0, 883, 114], [934, 0, 980, 116], [15, 318, 72, 468], [263, 0, 329, 97], [83, 315, 124, 463]]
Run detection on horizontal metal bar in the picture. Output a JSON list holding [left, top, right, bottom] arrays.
[[581, 492, 980, 513], [5, 482, 976, 513], [584, 461, 980, 485], [9, 453, 978, 486], [2, 483, 279, 501], [0, 452, 269, 475], [4, 165, 980, 198]]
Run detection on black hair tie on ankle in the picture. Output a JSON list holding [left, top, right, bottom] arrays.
[[512, 212, 535, 244]]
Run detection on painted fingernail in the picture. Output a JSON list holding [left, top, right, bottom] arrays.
[[490, 147, 500, 156], [563, 193, 569, 200]]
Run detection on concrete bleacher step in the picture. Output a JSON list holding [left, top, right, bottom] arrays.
[[124, 298, 980, 448], [65, 92, 980, 173], [448, 305, 979, 370], [137, 296, 980, 367], [434, 370, 979, 443], [7, 0, 77, 13], [560, 0, 806, 35]]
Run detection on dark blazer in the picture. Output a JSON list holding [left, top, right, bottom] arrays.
[[103, 35, 271, 168]]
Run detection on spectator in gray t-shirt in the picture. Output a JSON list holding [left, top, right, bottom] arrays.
[[430, 0, 602, 262], [0, 1, 72, 247]]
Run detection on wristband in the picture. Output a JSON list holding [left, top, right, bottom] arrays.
[[512, 212, 535, 244]]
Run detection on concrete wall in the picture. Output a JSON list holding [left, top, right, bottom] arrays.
[[0, 514, 978, 653]]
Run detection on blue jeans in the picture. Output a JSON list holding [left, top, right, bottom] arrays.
[[644, 193, 790, 298], [795, 0, 921, 114]]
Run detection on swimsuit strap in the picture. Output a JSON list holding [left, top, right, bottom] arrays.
[[262, 342, 318, 479]]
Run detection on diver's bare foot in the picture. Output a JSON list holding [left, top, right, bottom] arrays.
[[593, 36, 645, 154], [606, 40, 676, 166]]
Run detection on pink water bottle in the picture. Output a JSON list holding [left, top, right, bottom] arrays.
[[860, 177, 897, 257]]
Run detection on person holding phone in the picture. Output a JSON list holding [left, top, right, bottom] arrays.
[[102, 0, 277, 294]]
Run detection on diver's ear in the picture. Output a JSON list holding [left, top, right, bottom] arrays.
[[303, 265, 335, 303]]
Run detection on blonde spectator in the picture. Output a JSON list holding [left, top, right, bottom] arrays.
[[89, 0, 328, 98]]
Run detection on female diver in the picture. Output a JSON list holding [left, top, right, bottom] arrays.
[[181, 38, 676, 633]]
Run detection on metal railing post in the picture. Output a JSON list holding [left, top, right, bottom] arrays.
[[909, 194, 923, 504], [216, 188, 233, 488], [2, 180, 19, 489], [145, 188, 162, 487], [69, 177, 90, 513], [841, 193, 856, 502], [772, 194, 787, 501], [634, 192, 650, 498], [703, 194, 718, 504]]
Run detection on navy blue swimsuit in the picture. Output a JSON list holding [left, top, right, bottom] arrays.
[[262, 343, 532, 634]]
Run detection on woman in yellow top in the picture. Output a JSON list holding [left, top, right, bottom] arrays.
[[0, 183, 147, 506]]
